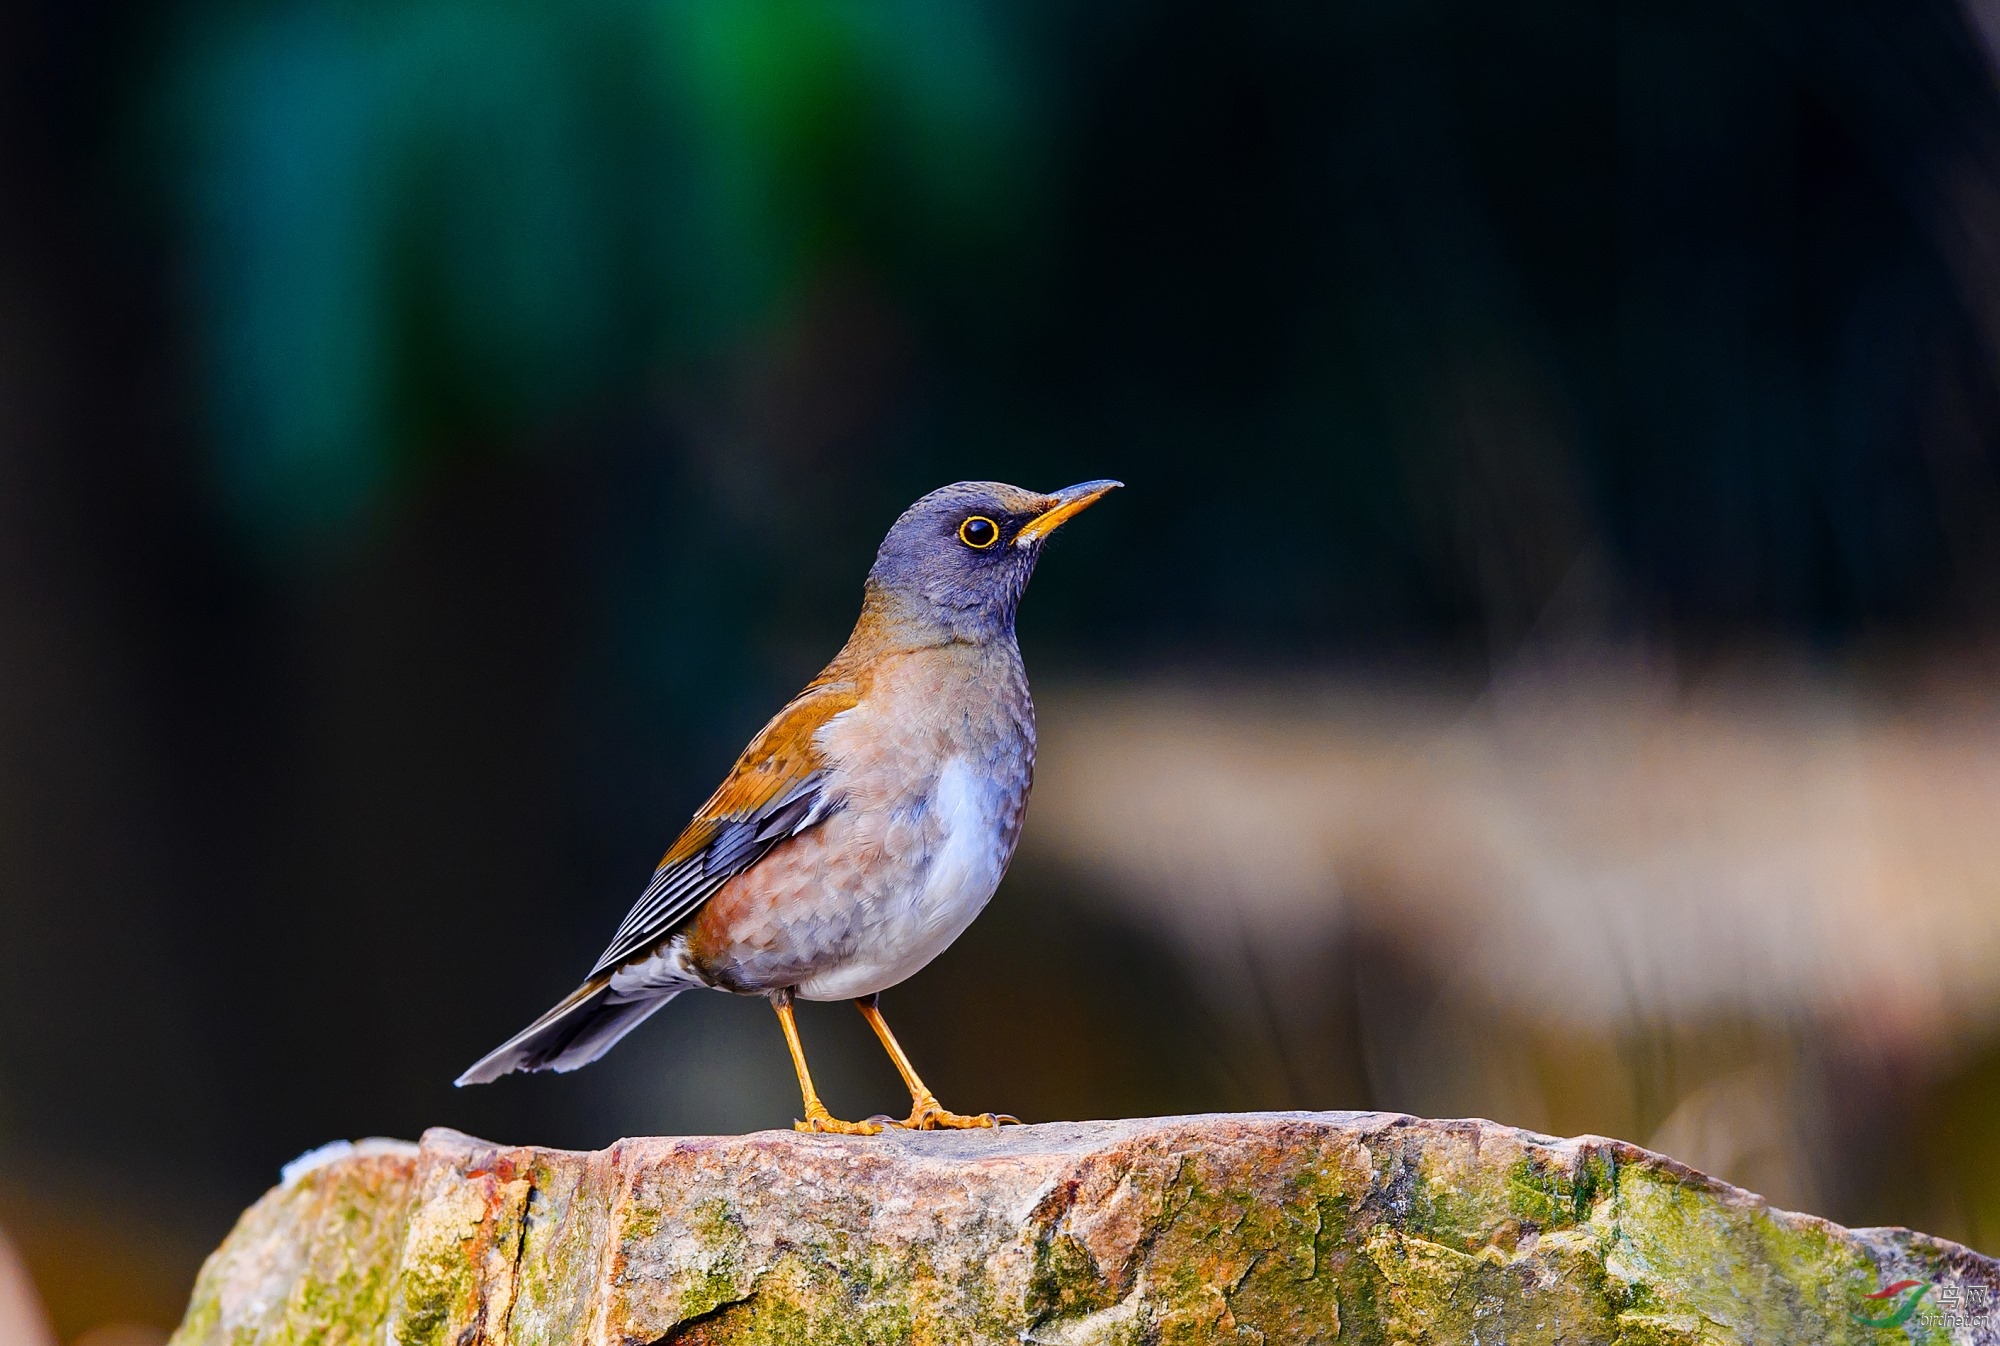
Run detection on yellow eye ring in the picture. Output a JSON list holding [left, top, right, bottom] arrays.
[[959, 515, 1000, 549]]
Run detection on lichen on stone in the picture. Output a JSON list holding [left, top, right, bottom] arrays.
[[168, 1114, 2000, 1346]]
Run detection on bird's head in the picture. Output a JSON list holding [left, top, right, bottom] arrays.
[[862, 479, 1122, 643]]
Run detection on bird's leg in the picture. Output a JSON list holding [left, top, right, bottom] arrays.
[[854, 995, 1018, 1130], [772, 990, 881, 1135]]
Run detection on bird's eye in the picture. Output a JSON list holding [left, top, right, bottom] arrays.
[[959, 515, 999, 549]]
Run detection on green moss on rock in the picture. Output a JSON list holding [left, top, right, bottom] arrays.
[[168, 1115, 1999, 1346]]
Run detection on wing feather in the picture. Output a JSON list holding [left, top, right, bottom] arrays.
[[588, 681, 858, 976]]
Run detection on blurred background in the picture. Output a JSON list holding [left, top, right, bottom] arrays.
[[6, 0, 2000, 1338]]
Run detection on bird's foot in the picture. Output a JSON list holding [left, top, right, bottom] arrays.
[[894, 1095, 1019, 1130], [793, 1105, 883, 1136]]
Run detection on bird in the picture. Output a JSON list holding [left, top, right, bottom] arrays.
[[456, 479, 1121, 1133]]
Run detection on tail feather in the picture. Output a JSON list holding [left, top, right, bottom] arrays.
[[455, 979, 680, 1086]]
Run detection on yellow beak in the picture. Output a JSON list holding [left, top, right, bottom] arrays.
[[1014, 479, 1123, 546]]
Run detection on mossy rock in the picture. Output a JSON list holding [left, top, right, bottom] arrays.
[[169, 1113, 1999, 1345]]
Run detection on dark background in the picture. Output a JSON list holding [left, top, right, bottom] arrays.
[[6, 0, 2000, 1338]]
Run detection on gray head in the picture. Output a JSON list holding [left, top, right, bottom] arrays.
[[862, 479, 1122, 642]]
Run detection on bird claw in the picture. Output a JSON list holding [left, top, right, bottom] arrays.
[[893, 1101, 1020, 1130], [793, 1111, 884, 1136]]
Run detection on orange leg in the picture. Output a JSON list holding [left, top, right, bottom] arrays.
[[772, 990, 881, 1135], [855, 995, 1017, 1130]]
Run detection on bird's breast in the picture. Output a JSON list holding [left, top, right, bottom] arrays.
[[817, 641, 1034, 820], [785, 643, 1034, 999]]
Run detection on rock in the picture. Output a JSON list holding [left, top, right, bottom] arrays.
[[169, 1112, 1998, 1345]]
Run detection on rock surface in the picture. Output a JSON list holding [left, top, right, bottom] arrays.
[[169, 1112, 1998, 1345]]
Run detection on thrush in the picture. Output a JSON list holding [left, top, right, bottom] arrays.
[[457, 479, 1121, 1133]]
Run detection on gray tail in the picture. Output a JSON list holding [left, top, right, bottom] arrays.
[[454, 978, 679, 1086]]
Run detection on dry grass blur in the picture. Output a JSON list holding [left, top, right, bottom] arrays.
[[1024, 657, 2000, 1251]]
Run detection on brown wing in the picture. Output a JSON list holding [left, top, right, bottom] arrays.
[[588, 679, 860, 975]]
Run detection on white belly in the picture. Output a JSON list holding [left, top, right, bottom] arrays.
[[797, 756, 1011, 1000]]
